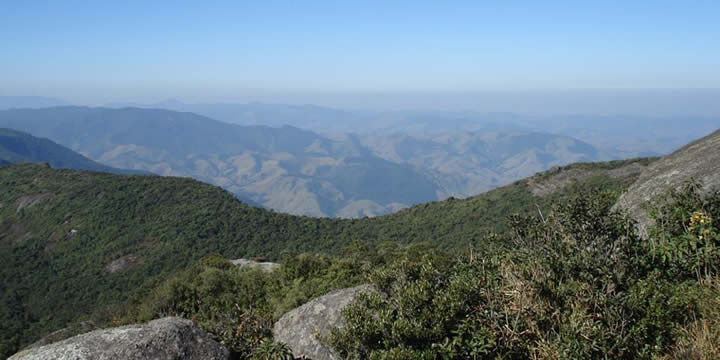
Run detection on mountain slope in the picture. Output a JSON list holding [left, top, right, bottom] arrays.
[[0, 107, 606, 217], [356, 131, 602, 197], [0, 163, 329, 354], [0, 156, 653, 354], [0, 128, 138, 174], [348, 157, 654, 251], [106, 100, 367, 133], [615, 128, 720, 236]]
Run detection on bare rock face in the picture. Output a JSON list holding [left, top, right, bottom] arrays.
[[16, 192, 54, 213], [614, 129, 720, 237], [9, 317, 229, 360], [273, 285, 374, 360], [106, 254, 142, 273], [23, 321, 97, 350], [230, 258, 281, 271]]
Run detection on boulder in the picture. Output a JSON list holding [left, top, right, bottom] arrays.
[[273, 284, 374, 360], [23, 321, 97, 350], [230, 258, 281, 271], [614, 129, 720, 237], [9, 317, 229, 360]]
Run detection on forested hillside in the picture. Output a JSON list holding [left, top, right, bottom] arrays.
[[117, 181, 720, 359], [0, 157, 652, 356]]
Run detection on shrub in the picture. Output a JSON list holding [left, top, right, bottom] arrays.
[[329, 185, 720, 359]]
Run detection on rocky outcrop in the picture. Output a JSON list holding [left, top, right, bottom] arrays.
[[273, 284, 374, 360], [9, 317, 229, 360], [23, 321, 97, 350], [106, 254, 142, 273], [527, 159, 650, 197], [230, 258, 281, 271], [614, 129, 720, 237], [16, 192, 54, 213]]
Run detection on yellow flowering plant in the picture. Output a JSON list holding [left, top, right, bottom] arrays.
[[689, 211, 714, 242], [648, 181, 720, 280]]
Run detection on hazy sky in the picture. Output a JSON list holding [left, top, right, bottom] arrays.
[[2, 1, 719, 108]]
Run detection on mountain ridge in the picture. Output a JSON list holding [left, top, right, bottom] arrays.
[[105, 100, 720, 157], [0, 128, 140, 174], [0, 106, 606, 217]]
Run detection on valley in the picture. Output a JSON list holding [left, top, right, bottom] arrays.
[[0, 106, 609, 217]]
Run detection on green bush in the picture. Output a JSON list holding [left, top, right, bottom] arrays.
[[648, 181, 720, 280], [329, 184, 720, 359], [119, 249, 380, 359]]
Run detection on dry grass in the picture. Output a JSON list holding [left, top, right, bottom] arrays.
[[662, 278, 720, 359]]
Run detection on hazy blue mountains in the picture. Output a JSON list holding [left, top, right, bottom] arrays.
[[0, 128, 138, 174], [0, 107, 438, 216], [116, 100, 719, 157], [0, 106, 606, 217], [355, 131, 602, 198]]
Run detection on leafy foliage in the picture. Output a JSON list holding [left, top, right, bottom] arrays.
[[116, 246, 405, 359], [648, 181, 720, 279], [0, 158, 651, 357], [329, 182, 720, 359], [660, 278, 720, 360]]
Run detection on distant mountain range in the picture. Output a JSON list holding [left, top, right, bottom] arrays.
[[0, 96, 69, 110], [4, 96, 718, 158], [106, 99, 720, 156], [354, 131, 602, 198], [0, 106, 606, 217], [0, 128, 139, 174]]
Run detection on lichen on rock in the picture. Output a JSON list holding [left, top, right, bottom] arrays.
[[8, 317, 229, 360]]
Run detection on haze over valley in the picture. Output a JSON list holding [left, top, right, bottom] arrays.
[[2, 96, 718, 217], [0, 105, 608, 217], [3, 1, 720, 359]]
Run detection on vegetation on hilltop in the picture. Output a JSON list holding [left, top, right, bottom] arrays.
[[113, 181, 720, 359], [331, 182, 720, 359], [353, 157, 654, 251], [0, 164, 322, 357], [0, 157, 652, 357]]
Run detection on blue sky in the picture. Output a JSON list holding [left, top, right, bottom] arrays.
[[1, 1, 719, 104]]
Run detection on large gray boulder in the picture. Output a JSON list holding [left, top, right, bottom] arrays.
[[614, 129, 720, 237], [9, 317, 229, 360], [23, 321, 97, 350], [273, 285, 374, 360]]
